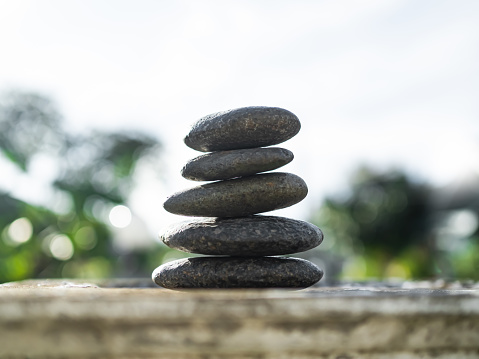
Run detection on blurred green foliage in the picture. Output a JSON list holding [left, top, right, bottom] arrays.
[[0, 91, 171, 283], [2, 91, 478, 284], [310, 167, 479, 281]]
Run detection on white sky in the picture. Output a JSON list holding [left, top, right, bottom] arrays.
[[1, 0, 479, 235]]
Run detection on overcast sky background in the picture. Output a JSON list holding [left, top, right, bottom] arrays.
[[1, 0, 479, 235]]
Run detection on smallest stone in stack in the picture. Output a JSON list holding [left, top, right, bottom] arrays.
[[153, 107, 324, 289]]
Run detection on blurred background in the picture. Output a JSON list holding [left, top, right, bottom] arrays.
[[1, 0, 478, 284]]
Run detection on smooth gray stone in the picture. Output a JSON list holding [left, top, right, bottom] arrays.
[[161, 215, 323, 256], [181, 147, 294, 181], [163, 172, 308, 217], [152, 256, 323, 289], [184, 107, 301, 152]]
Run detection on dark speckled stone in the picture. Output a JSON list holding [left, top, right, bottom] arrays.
[[160, 215, 323, 256], [181, 147, 294, 181], [184, 107, 301, 152], [163, 172, 308, 217], [152, 256, 323, 289]]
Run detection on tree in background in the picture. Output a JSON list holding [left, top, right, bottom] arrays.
[[309, 166, 479, 281], [0, 91, 170, 283]]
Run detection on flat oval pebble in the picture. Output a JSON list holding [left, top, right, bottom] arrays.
[[152, 256, 323, 289], [184, 107, 301, 152], [161, 215, 323, 256], [163, 172, 308, 217], [181, 147, 294, 181]]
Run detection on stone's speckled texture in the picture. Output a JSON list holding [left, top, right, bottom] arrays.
[[181, 147, 294, 181], [157, 106, 320, 290], [152, 256, 323, 289], [184, 107, 301, 152], [160, 215, 323, 256], [163, 172, 308, 217]]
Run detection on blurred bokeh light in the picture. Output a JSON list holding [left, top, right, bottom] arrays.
[[1, 0, 478, 283]]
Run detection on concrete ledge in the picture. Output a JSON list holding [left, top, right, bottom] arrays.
[[1, 279, 478, 358]]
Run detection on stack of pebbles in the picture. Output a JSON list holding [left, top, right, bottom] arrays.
[[152, 107, 324, 289]]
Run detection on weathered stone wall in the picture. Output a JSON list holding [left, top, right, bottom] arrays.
[[0, 280, 478, 359]]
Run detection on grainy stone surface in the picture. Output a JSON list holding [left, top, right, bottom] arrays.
[[163, 172, 308, 217], [152, 256, 323, 289], [161, 215, 323, 256], [184, 106, 301, 152], [1, 279, 479, 359], [181, 147, 294, 181]]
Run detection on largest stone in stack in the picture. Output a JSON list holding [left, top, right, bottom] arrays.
[[152, 107, 324, 289]]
